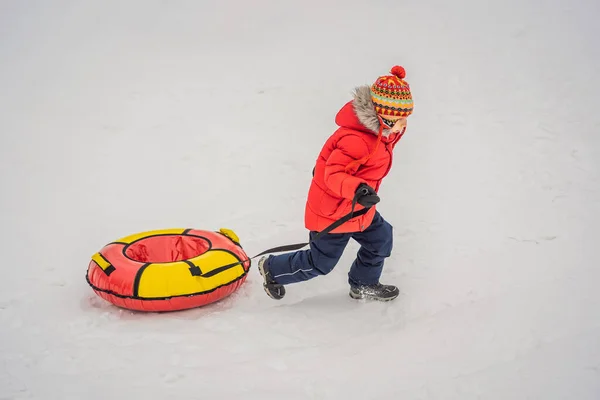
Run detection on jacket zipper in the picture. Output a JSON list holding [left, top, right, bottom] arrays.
[[381, 132, 402, 179], [381, 144, 393, 178]]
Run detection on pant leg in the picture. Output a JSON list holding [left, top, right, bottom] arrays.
[[266, 231, 351, 285], [348, 212, 393, 286]]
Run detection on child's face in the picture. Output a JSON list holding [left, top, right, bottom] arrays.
[[390, 117, 407, 133]]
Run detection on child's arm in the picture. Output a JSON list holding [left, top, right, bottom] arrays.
[[323, 135, 369, 200]]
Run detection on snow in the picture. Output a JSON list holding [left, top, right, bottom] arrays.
[[1, 0, 600, 398]]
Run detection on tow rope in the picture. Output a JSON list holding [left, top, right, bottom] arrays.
[[218, 190, 371, 271]]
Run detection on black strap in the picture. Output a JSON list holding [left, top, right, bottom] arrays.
[[190, 193, 371, 278], [252, 203, 370, 256], [191, 192, 370, 276], [251, 188, 368, 256]]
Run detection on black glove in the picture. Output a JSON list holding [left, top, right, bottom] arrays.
[[355, 183, 380, 207]]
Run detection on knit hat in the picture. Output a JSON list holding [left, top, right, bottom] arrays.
[[371, 66, 414, 124]]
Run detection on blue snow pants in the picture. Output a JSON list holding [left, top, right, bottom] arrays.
[[266, 211, 393, 286]]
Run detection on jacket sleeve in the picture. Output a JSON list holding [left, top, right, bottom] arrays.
[[323, 135, 369, 200]]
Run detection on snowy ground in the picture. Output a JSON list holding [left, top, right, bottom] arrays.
[[1, 0, 600, 399]]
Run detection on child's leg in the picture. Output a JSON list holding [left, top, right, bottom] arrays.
[[266, 231, 351, 285], [348, 212, 393, 286]]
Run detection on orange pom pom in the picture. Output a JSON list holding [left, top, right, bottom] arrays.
[[390, 66, 406, 79]]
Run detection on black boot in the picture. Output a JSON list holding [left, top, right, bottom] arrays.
[[349, 283, 399, 301], [258, 257, 285, 300]]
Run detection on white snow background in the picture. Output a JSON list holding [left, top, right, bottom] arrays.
[[1, 0, 599, 399]]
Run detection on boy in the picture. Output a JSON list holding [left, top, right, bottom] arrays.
[[258, 66, 413, 301]]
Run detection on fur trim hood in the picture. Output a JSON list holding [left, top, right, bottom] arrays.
[[351, 86, 392, 137]]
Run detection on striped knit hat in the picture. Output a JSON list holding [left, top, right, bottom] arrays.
[[371, 66, 413, 124]]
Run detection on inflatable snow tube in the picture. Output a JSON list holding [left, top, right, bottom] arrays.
[[86, 228, 251, 312]]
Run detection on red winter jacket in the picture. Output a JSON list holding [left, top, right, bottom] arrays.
[[305, 86, 404, 233]]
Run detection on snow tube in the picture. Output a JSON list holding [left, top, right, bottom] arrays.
[[86, 228, 251, 312]]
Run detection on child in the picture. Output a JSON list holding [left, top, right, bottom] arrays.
[[258, 66, 413, 301]]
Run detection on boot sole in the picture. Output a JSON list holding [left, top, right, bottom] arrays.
[[349, 290, 399, 302], [263, 285, 285, 300]]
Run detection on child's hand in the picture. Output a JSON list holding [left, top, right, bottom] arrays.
[[355, 184, 380, 207]]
